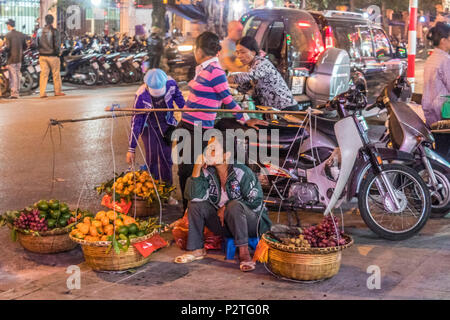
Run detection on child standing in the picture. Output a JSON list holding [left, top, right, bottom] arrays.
[[126, 69, 185, 188]]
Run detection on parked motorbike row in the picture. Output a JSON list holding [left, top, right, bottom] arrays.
[[0, 34, 155, 96], [221, 75, 449, 241]]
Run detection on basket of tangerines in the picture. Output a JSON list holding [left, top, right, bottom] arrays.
[[96, 171, 176, 217], [69, 210, 160, 271]]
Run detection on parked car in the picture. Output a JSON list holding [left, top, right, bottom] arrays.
[[240, 8, 408, 106], [308, 10, 408, 102]]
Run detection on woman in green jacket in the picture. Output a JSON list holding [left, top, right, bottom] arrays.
[[174, 137, 271, 272]]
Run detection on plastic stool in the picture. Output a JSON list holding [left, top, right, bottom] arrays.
[[224, 237, 259, 260]]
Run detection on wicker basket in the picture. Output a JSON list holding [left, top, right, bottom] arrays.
[[263, 233, 353, 281], [16, 227, 78, 254], [127, 198, 161, 218], [70, 230, 157, 271]]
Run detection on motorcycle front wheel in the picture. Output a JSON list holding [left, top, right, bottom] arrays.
[[358, 164, 431, 240], [417, 163, 450, 216]]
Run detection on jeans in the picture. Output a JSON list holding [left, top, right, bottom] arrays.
[[7, 63, 21, 97], [186, 200, 259, 251], [39, 56, 62, 97]]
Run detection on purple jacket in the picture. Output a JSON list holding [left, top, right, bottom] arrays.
[[128, 78, 185, 153]]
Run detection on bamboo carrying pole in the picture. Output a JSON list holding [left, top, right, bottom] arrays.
[[103, 106, 323, 115]]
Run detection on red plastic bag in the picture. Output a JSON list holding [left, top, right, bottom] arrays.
[[133, 234, 168, 258], [171, 209, 222, 251], [101, 194, 132, 214]]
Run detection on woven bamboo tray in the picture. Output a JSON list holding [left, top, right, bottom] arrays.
[[127, 198, 161, 218], [263, 233, 353, 281], [70, 229, 157, 271]]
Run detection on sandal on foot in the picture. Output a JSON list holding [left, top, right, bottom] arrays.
[[239, 260, 256, 272], [174, 253, 205, 264]]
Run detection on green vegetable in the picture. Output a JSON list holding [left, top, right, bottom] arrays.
[[118, 226, 129, 236], [47, 219, 57, 228], [127, 223, 138, 235]]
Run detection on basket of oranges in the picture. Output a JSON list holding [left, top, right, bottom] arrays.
[[96, 171, 175, 217], [69, 210, 160, 271]]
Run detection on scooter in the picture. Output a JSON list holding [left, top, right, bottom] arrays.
[[373, 76, 450, 216], [219, 86, 432, 240]]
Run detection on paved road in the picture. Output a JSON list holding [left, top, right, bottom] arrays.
[[1, 74, 450, 300]]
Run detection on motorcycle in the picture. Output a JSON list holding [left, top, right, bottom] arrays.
[[219, 85, 432, 240], [59, 42, 98, 86], [373, 76, 450, 216]]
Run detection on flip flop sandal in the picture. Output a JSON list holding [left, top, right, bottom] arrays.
[[239, 260, 256, 272], [174, 253, 205, 264]]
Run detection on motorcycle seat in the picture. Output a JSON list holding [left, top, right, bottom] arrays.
[[64, 55, 82, 62], [105, 52, 120, 59]]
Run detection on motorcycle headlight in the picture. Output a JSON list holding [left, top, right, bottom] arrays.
[[177, 45, 193, 53]]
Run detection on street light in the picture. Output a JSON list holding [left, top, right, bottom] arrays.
[[91, 0, 102, 7]]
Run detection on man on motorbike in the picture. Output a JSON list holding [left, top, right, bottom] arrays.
[[147, 27, 164, 69]]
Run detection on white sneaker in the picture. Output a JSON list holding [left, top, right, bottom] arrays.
[[168, 196, 178, 206]]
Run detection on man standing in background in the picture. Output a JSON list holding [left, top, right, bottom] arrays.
[[219, 20, 246, 73], [4, 19, 26, 99], [36, 14, 65, 98]]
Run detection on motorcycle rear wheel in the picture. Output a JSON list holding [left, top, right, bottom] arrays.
[[82, 67, 98, 86], [20, 71, 34, 94], [358, 164, 431, 240]]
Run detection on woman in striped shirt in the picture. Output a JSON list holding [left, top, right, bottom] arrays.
[[176, 32, 267, 211]]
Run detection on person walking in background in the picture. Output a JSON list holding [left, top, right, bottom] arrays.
[[147, 27, 164, 69], [219, 21, 246, 73], [4, 19, 27, 99], [36, 14, 65, 98]]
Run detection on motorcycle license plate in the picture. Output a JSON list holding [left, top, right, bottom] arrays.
[[133, 62, 140, 69], [92, 62, 99, 70], [103, 63, 110, 70], [116, 62, 122, 68], [27, 66, 35, 73], [35, 65, 41, 73]]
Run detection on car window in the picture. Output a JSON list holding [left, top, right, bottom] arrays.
[[242, 16, 263, 39], [328, 22, 361, 60], [372, 28, 392, 59], [357, 27, 374, 58], [288, 19, 324, 65], [262, 21, 285, 50]]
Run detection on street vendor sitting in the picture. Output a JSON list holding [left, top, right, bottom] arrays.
[[174, 135, 272, 272], [126, 69, 185, 192]]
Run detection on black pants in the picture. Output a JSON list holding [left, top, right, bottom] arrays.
[[176, 121, 208, 211], [186, 200, 259, 251], [148, 54, 161, 69]]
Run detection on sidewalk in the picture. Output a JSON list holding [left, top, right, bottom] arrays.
[[1, 206, 449, 300]]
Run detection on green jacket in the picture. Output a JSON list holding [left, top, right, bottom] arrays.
[[185, 163, 272, 236]]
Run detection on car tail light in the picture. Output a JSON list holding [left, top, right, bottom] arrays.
[[297, 21, 311, 28], [325, 26, 335, 49]]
